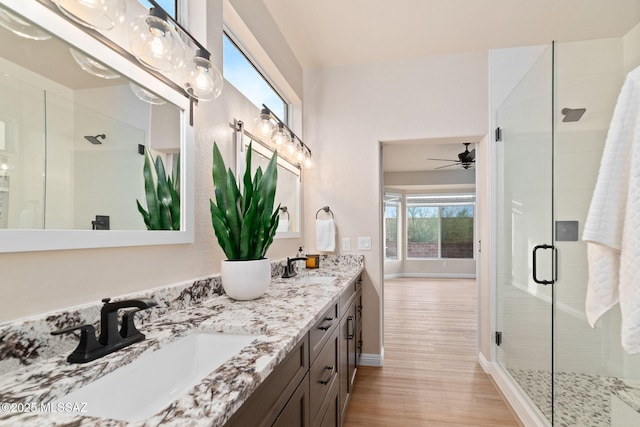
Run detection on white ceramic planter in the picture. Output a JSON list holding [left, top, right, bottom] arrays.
[[220, 258, 271, 300]]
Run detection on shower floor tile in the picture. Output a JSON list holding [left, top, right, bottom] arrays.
[[508, 369, 636, 427]]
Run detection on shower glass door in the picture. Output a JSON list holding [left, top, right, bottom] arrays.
[[495, 43, 555, 425]]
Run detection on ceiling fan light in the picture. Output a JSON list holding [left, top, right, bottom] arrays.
[[53, 0, 126, 31]]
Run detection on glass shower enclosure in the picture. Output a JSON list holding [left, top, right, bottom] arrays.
[[495, 34, 640, 426]]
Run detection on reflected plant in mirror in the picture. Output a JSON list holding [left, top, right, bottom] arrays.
[[136, 152, 180, 230]]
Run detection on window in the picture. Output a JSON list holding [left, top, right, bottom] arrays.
[[223, 32, 288, 122], [384, 194, 401, 260], [138, 1, 177, 19], [406, 195, 475, 259]]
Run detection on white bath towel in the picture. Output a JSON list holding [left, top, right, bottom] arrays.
[[276, 219, 289, 233], [316, 219, 336, 252], [583, 65, 640, 354]]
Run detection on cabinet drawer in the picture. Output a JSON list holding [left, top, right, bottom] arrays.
[[310, 326, 339, 425], [309, 303, 338, 363], [225, 335, 309, 427], [339, 275, 361, 318]]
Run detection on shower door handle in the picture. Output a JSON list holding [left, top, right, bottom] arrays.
[[532, 244, 556, 285]]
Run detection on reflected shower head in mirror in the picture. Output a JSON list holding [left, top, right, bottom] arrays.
[[85, 134, 105, 145], [561, 108, 586, 122]]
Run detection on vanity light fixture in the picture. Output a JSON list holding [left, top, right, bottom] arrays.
[[129, 6, 183, 73], [0, 5, 52, 40], [180, 49, 223, 102], [252, 108, 276, 140], [69, 48, 121, 79], [254, 104, 314, 169], [52, 0, 125, 31]]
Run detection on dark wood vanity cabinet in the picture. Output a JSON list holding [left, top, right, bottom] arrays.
[[225, 274, 362, 427], [338, 275, 362, 424]]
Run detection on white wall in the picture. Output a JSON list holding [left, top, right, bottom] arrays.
[[0, 0, 304, 323], [304, 51, 489, 358]]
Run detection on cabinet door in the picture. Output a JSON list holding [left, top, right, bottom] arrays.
[[339, 298, 357, 421], [273, 374, 310, 427]]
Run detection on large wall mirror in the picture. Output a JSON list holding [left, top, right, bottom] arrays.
[[0, 0, 194, 252], [234, 122, 300, 238]]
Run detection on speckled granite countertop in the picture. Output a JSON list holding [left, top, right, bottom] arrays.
[[0, 255, 364, 426]]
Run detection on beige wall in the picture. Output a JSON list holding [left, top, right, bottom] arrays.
[[0, 0, 303, 323], [304, 52, 489, 359]]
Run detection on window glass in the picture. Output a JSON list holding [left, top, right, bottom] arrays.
[[223, 33, 287, 123], [406, 195, 475, 259], [441, 205, 474, 258], [407, 205, 439, 258], [384, 194, 400, 260], [138, 1, 177, 18]]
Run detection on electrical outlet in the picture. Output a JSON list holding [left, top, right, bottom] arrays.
[[357, 237, 371, 251], [342, 237, 351, 251]]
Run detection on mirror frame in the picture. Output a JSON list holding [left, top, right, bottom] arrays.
[[0, 0, 194, 252], [233, 121, 301, 239]]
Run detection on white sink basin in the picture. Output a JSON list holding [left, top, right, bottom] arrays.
[[295, 275, 337, 284], [53, 332, 257, 422]]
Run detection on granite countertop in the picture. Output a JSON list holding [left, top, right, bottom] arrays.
[[0, 257, 364, 426]]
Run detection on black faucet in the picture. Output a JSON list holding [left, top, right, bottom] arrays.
[[282, 257, 308, 279], [51, 297, 157, 364]]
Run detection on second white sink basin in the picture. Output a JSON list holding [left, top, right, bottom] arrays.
[[295, 275, 337, 284], [53, 332, 257, 422]]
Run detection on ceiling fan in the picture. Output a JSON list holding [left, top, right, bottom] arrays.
[[428, 142, 476, 169]]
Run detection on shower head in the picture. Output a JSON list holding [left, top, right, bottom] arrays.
[[561, 108, 586, 123], [84, 134, 105, 144]]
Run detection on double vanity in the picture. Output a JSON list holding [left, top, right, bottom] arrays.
[[0, 255, 364, 426]]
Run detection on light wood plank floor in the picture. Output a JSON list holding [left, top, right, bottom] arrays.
[[343, 278, 521, 427]]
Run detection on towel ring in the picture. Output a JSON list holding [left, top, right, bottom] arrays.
[[279, 206, 290, 220], [316, 206, 334, 219]]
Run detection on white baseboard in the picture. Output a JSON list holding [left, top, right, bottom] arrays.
[[383, 273, 404, 280], [359, 351, 384, 367], [478, 351, 492, 374], [489, 361, 547, 427]]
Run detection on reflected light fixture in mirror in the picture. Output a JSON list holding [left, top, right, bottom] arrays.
[[129, 82, 166, 105], [53, 0, 126, 31], [129, 7, 183, 73], [69, 48, 121, 79], [0, 5, 51, 40], [181, 49, 223, 101]]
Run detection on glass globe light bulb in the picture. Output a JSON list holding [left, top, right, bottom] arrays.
[[271, 124, 291, 147], [130, 8, 184, 72], [296, 146, 305, 162], [252, 109, 275, 141], [286, 139, 297, 155], [0, 6, 52, 40], [181, 51, 223, 101], [304, 153, 314, 169]]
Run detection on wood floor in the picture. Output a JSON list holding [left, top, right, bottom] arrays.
[[343, 278, 520, 427]]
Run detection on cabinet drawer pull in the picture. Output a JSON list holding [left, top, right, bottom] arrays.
[[318, 365, 335, 385], [347, 315, 355, 340], [318, 317, 334, 331]]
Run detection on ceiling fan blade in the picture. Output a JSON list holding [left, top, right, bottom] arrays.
[[428, 158, 459, 162], [434, 163, 459, 169], [466, 149, 476, 160]]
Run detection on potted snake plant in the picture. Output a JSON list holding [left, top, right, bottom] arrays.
[[210, 141, 280, 300], [136, 152, 180, 230]]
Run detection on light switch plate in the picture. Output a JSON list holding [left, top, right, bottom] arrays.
[[342, 237, 351, 251], [358, 237, 372, 251]]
